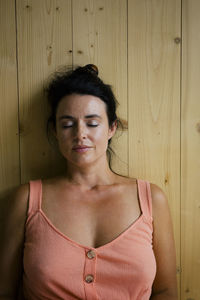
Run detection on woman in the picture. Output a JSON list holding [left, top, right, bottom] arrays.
[[0, 64, 178, 299]]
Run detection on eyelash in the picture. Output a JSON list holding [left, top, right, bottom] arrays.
[[62, 124, 99, 128]]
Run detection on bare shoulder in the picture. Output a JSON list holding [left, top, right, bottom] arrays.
[[148, 182, 178, 297], [13, 182, 29, 200], [8, 182, 29, 214], [149, 182, 170, 220], [1, 182, 30, 231], [1, 181, 30, 242], [0, 183, 30, 295], [150, 182, 168, 201]]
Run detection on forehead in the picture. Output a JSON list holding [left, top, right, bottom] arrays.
[[56, 94, 107, 116]]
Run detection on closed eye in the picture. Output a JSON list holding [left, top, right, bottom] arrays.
[[62, 124, 99, 128]]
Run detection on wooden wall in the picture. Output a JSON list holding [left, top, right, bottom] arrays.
[[0, 0, 20, 197], [0, 0, 199, 299], [181, 1, 200, 299]]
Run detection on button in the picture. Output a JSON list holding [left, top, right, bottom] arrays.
[[85, 274, 94, 283], [86, 249, 96, 259]]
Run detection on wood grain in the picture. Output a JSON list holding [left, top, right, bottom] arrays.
[[128, 0, 181, 297], [16, 0, 72, 183], [181, 0, 200, 298], [0, 0, 20, 197]]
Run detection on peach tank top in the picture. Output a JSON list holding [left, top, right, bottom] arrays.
[[23, 179, 156, 300]]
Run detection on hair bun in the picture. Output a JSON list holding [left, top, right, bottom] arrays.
[[83, 64, 99, 76]]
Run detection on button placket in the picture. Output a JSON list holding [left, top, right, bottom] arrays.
[[83, 248, 98, 300]]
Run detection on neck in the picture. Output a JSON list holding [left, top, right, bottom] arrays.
[[63, 155, 117, 190]]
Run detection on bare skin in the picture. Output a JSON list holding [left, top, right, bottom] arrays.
[[0, 94, 178, 299], [40, 175, 141, 249]]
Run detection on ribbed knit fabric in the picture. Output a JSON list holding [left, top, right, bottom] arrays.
[[23, 179, 156, 300]]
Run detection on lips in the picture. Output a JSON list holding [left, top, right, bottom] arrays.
[[72, 145, 91, 150]]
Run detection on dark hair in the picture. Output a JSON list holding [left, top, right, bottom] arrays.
[[44, 64, 127, 171]]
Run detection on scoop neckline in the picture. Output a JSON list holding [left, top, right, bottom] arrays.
[[37, 178, 144, 251]]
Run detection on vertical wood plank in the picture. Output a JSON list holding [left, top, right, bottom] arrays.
[[73, 0, 128, 176], [0, 0, 20, 196], [128, 0, 181, 297], [16, 0, 72, 183], [182, 0, 200, 298]]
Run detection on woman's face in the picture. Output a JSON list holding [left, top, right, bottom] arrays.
[[54, 94, 117, 167]]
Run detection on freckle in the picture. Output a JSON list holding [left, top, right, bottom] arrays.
[[56, 7, 59, 11], [138, 140, 141, 143], [68, 50, 72, 53], [185, 288, 190, 293], [77, 50, 83, 54], [99, 7, 104, 10], [91, 45, 93, 47], [96, 32, 98, 36], [26, 5, 30, 8], [84, 8, 88, 12]]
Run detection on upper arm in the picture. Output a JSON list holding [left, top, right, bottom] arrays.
[[0, 183, 29, 297], [150, 183, 178, 298]]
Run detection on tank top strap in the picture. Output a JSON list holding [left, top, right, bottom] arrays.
[[137, 179, 153, 222], [28, 179, 42, 215]]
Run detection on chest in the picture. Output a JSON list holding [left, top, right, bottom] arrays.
[[41, 183, 142, 249]]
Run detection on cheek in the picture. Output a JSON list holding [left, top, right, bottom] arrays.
[[93, 126, 109, 141], [58, 131, 68, 140], [93, 128, 110, 150]]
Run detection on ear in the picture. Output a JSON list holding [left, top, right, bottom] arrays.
[[108, 120, 117, 140]]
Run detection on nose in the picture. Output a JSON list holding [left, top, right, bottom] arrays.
[[74, 121, 87, 140]]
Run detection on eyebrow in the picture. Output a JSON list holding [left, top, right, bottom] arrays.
[[58, 114, 102, 121]]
